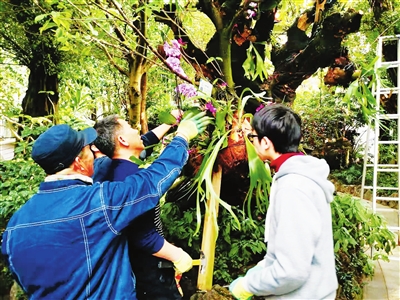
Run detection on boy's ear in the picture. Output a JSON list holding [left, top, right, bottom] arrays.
[[262, 136, 275, 152], [261, 136, 270, 148]]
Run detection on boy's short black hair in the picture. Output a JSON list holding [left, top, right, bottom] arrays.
[[252, 104, 302, 153]]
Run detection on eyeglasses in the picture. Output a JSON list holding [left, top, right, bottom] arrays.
[[247, 133, 259, 143]]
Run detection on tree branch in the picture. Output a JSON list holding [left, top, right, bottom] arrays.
[[96, 0, 194, 84]]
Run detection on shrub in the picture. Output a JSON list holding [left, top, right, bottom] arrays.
[[330, 163, 364, 185], [0, 154, 45, 297], [331, 193, 396, 299], [0, 122, 48, 298], [295, 94, 364, 170]]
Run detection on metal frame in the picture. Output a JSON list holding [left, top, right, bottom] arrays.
[[360, 35, 400, 244]]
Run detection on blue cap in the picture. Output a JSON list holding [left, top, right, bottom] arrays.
[[32, 124, 97, 174]]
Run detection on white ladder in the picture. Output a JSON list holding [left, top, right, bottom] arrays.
[[360, 35, 400, 244]]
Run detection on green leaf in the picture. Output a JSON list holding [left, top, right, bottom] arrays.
[[129, 155, 145, 166], [60, 45, 72, 52], [35, 14, 49, 23], [253, 45, 268, 81], [215, 110, 227, 134], [343, 80, 359, 104], [158, 111, 178, 125], [242, 47, 256, 80], [38, 90, 55, 95], [242, 43, 268, 81], [39, 20, 57, 34], [206, 57, 223, 64], [189, 131, 241, 236], [244, 136, 271, 221], [81, 47, 92, 56]]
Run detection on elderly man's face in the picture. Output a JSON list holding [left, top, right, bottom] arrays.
[[79, 145, 95, 177]]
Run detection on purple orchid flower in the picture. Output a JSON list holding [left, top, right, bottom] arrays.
[[218, 81, 227, 89], [205, 102, 217, 115], [247, 9, 257, 19], [163, 41, 181, 58], [166, 57, 187, 78], [175, 83, 197, 98], [255, 104, 265, 112]]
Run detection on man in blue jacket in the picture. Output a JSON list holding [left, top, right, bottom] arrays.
[[93, 111, 191, 299], [1, 112, 211, 299]]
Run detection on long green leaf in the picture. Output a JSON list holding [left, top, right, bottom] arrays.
[[244, 136, 271, 223]]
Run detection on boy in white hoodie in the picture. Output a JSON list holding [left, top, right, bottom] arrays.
[[230, 104, 338, 299]]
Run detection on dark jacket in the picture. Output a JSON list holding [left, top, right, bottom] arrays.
[[94, 131, 182, 299]]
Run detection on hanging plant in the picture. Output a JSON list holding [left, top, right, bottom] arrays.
[[158, 39, 273, 233]]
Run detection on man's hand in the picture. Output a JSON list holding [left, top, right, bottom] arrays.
[[229, 277, 253, 300], [172, 248, 193, 273], [176, 111, 212, 141]]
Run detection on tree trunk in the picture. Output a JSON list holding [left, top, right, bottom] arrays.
[[127, 65, 145, 127], [270, 10, 362, 104], [123, 1, 150, 129], [21, 66, 59, 117], [140, 72, 148, 133]]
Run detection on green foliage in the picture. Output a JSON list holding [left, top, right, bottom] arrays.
[[244, 136, 271, 217], [0, 119, 49, 223], [342, 58, 379, 123], [0, 270, 12, 297], [242, 42, 269, 82], [59, 58, 127, 123], [295, 93, 364, 170], [331, 164, 364, 185], [0, 1, 69, 117], [0, 1, 65, 74], [362, 143, 399, 198], [0, 119, 49, 298], [0, 157, 44, 222], [331, 194, 396, 300], [0, 58, 26, 118]]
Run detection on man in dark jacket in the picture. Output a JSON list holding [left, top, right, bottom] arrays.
[[93, 111, 190, 299], [1, 112, 210, 299]]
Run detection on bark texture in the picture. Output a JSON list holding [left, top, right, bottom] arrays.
[[1, 0, 63, 117]]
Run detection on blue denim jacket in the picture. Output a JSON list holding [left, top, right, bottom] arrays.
[[1, 137, 188, 300]]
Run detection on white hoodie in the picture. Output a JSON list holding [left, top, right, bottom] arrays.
[[243, 155, 338, 299]]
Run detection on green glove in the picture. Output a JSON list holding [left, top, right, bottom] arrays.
[[229, 277, 253, 300], [172, 248, 193, 273], [176, 111, 212, 141]]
